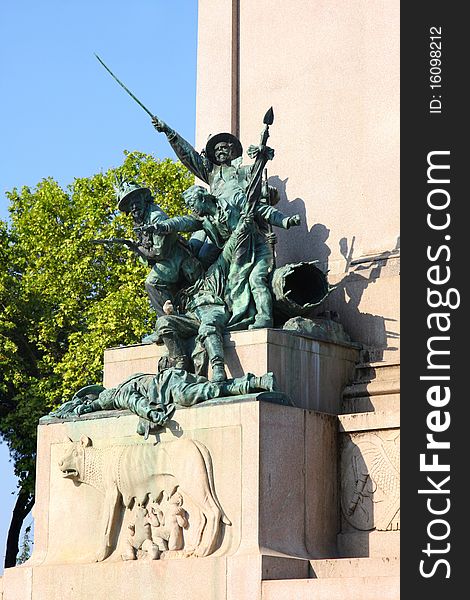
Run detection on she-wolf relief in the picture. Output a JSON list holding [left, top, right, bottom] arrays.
[[340, 431, 400, 532], [58, 435, 230, 562]]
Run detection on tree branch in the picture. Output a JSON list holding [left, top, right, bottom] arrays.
[[4, 487, 34, 568]]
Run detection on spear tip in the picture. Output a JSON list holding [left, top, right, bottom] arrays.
[[263, 106, 274, 125]]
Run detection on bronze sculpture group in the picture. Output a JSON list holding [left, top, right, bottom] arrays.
[[50, 58, 330, 431], [51, 113, 300, 430], [118, 112, 301, 382]]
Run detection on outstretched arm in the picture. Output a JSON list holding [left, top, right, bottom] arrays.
[[255, 203, 301, 229], [152, 117, 212, 184], [153, 215, 203, 235]]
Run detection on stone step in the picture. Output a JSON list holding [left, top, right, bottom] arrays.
[[356, 359, 400, 369], [352, 361, 400, 383], [342, 377, 399, 400], [309, 556, 399, 578], [262, 575, 399, 600], [337, 531, 400, 559], [344, 361, 399, 408], [338, 409, 400, 432], [342, 357, 399, 414], [342, 392, 400, 414]]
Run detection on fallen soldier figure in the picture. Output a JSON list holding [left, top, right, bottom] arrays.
[[49, 368, 281, 435]]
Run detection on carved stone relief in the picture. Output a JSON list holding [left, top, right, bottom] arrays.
[[58, 436, 230, 562], [340, 430, 400, 532], [121, 491, 189, 561]]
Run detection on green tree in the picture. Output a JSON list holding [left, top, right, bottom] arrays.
[[0, 151, 192, 567]]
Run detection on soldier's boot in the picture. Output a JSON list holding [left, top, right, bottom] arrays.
[[219, 372, 278, 396], [249, 288, 273, 329], [218, 378, 250, 396], [161, 334, 191, 371], [204, 334, 227, 382], [249, 372, 278, 392]]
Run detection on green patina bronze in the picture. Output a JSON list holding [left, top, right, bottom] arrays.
[[95, 178, 204, 317], [48, 369, 280, 436], [151, 110, 280, 214], [271, 261, 331, 321], [155, 186, 298, 330], [99, 110, 328, 389], [45, 57, 334, 415]]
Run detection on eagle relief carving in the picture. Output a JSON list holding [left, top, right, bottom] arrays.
[[58, 435, 230, 562], [340, 431, 400, 532]]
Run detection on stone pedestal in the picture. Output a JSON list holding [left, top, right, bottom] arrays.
[[338, 359, 400, 559], [2, 394, 337, 600], [0, 330, 400, 600], [104, 329, 358, 413]]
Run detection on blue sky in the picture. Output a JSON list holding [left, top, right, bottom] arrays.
[[0, 0, 198, 570]]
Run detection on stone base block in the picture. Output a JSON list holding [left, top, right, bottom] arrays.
[[3, 555, 308, 600], [262, 573, 400, 600], [104, 328, 358, 413], [337, 531, 400, 559], [309, 556, 399, 578], [2, 398, 337, 599], [338, 410, 400, 557], [342, 359, 400, 414]]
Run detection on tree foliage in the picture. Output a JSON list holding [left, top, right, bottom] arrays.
[[0, 150, 192, 565], [16, 524, 33, 565]]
